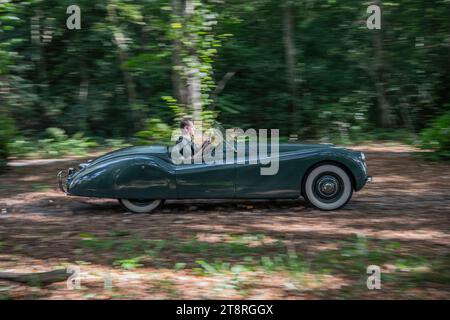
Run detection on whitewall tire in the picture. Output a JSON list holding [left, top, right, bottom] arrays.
[[118, 199, 164, 214], [303, 164, 353, 210]]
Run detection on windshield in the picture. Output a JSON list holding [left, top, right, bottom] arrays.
[[209, 122, 237, 152]]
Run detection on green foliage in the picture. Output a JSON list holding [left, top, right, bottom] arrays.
[[161, 96, 186, 121], [102, 138, 130, 150], [74, 231, 449, 293], [30, 183, 51, 192], [420, 110, 450, 160], [113, 257, 143, 270], [150, 279, 179, 298], [0, 0, 449, 154], [0, 115, 15, 170], [347, 129, 418, 146], [168, 0, 222, 110], [8, 128, 98, 158], [173, 262, 187, 271], [134, 118, 172, 144]]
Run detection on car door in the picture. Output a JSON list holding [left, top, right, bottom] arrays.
[[235, 143, 300, 198], [174, 145, 236, 199]]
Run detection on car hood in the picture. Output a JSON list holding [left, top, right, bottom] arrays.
[[278, 143, 334, 151]]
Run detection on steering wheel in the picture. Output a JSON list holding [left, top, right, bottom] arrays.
[[203, 127, 237, 154]]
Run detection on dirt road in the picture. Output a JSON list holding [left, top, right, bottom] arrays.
[[0, 144, 449, 299]]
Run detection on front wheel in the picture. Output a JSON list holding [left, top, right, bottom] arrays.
[[303, 164, 353, 210], [118, 199, 164, 214]]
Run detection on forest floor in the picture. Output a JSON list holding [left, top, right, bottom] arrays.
[[0, 143, 449, 299]]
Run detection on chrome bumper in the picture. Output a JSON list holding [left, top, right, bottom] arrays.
[[366, 176, 373, 183], [57, 170, 67, 193], [58, 167, 76, 194]]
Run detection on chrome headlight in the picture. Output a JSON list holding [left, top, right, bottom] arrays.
[[359, 151, 367, 174], [360, 151, 366, 162]]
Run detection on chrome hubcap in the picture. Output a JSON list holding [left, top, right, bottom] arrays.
[[322, 182, 335, 194], [316, 175, 339, 198]]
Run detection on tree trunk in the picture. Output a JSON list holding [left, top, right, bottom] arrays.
[[31, 12, 50, 129], [107, 2, 137, 104], [0, 269, 69, 286], [171, 40, 188, 106], [187, 57, 202, 122], [283, 0, 299, 132], [171, 0, 202, 122], [171, 0, 188, 106], [78, 59, 89, 131], [373, 0, 393, 128]]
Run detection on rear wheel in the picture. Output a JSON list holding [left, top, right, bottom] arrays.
[[303, 164, 353, 210], [118, 199, 164, 214]]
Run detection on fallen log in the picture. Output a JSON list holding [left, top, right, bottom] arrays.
[[0, 269, 69, 286]]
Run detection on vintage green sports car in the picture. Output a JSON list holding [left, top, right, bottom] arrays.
[[57, 132, 372, 213]]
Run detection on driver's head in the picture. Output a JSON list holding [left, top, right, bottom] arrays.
[[180, 118, 195, 137]]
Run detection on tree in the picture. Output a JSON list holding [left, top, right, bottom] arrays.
[[170, 0, 220, 124], [372, 0, 393, 128], [283, 0, 299, 132]]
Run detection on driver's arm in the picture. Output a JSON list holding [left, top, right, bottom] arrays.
[[191, 139, 212, 162]]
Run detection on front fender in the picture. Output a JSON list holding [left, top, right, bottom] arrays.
[[310, 149, 368, 191], [68, 155, 176, 199]]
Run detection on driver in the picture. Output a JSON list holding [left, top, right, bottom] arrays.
[[175, 118, 211, 161]]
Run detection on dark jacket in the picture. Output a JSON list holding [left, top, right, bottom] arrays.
[[175, 136, 198, 157]]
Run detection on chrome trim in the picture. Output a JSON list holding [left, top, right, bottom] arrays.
[[57, 170, 67, 194], [366, 176, 373, 183], [360, 151, 366, 162]]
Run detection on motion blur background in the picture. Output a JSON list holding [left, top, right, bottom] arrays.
[[0, 0, 449, 163], [0, 1, 449, 300]]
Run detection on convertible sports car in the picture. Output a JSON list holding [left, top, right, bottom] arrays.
[[57, 129, 372, 213]]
